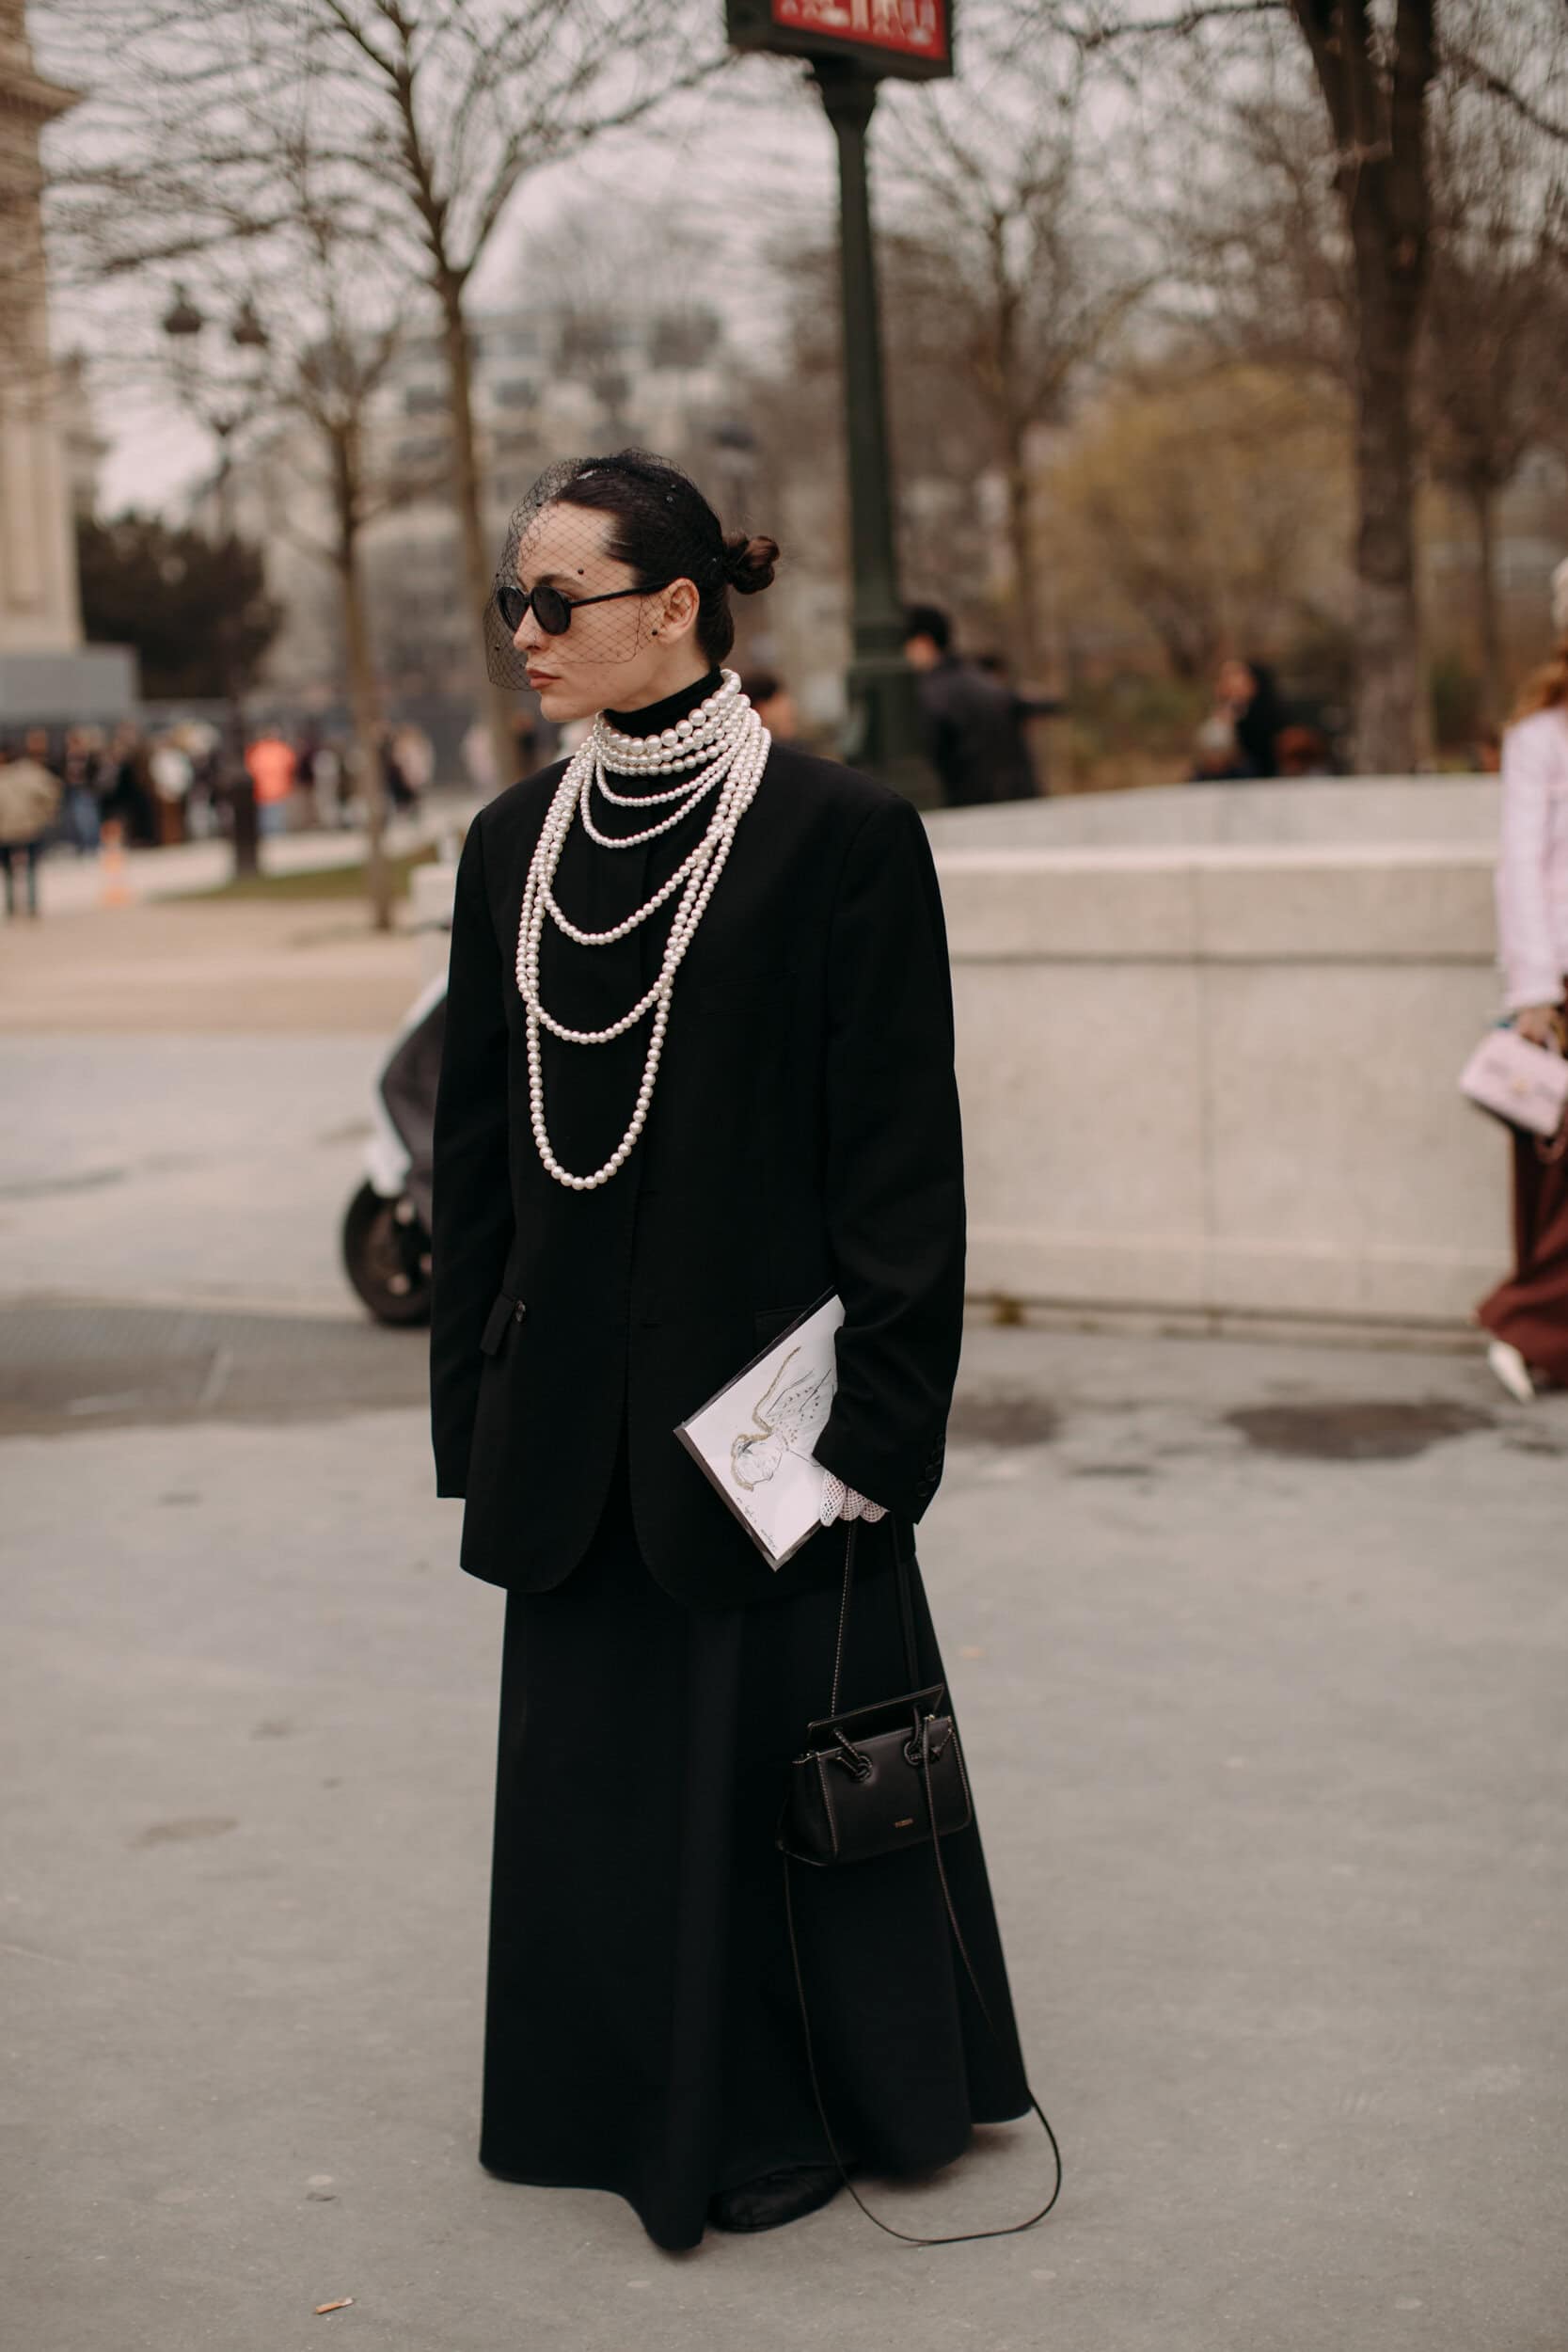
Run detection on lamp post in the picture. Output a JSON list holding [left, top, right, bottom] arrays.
[[161, 284, 270, 874], [810, 60, 928, 800], [724, 3, 955, 801]]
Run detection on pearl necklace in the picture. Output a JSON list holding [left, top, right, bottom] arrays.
[[516, 669, 770, 1191]]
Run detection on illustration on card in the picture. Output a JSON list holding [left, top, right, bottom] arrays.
[[730, 1345, 835, 1490]]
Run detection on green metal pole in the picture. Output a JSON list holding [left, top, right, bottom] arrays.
[[812, 59, 934, 803]]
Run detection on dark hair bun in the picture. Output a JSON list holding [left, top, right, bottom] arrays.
[[721, 531, 779, 596]]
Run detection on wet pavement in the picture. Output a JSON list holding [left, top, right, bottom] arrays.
[[5, 1030, 1568, 2350]]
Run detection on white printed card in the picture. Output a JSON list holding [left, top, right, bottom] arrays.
[[674, 1293, 847, 1569]]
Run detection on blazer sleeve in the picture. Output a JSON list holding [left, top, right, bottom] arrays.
[[1496, 720, 1564, 1011], [813, 794, 966, 1524], [429, 816, 515, 1499]]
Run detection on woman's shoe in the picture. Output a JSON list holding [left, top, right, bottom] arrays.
[[1487, 1338, 1537, 1403], [707, 2164, 844, 2233]]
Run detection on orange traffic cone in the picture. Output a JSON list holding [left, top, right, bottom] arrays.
[[99, 819, 133, 909]]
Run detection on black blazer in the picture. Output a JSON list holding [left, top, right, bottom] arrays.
[[429, 739, 965, 1608]]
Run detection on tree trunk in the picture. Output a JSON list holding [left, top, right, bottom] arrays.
[[1005, 435, 1042, 675], [437, 270, 516, 800], [1348, 294, 1424, 773], [1294, 0, 1436, 775], [1469, 477, 1503, 724], [330, 431, 392, 932], [987, 217, 1042, 676]]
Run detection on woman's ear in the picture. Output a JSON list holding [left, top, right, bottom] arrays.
[[657, 578, 701, 640]]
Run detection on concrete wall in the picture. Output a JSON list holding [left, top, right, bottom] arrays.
[[929, 785, 1515, 1335]]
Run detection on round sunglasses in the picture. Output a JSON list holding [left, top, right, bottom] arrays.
[[495, 578, 673, 639]]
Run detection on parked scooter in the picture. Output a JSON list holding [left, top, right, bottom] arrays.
[[342, 972, 446, 1326]]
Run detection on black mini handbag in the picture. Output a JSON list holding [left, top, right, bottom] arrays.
[[779, 1679, 973, 1867], [776, 1521, 1063, 2247]]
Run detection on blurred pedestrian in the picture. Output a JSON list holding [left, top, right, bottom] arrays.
[[432, 450, 1036, 2250], [462, 716, 498, 799], [148, 734, 194, 847], [312, 739, 345, 827], [902, 605, 1038, 803], [245, 729, 297, 837], [1223, 658, 1285, 779], [739, 667, 800, 742], [974, 652, 1063, 790], [1476, 560, 1568, 1400], [379, 725, 414, 814], [103, 723, 155, 846], [60, 726, 105, 853], [0, 740, 62, 918], [392, 721, 434, 808], [294, 730, 324, 828], [1275, 724, 1330, 778], [1189, 705, 1243, 780]]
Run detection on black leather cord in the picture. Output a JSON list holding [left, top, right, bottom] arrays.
[[781, 1533, 1063, 2247]]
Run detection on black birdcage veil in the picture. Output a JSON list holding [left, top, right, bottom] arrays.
[[483, 452, 729, 690]]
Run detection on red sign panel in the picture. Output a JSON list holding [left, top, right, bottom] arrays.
[[769, 0, 947, 65]]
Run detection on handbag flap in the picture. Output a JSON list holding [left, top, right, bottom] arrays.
[[804, 1683, 946, 1749]]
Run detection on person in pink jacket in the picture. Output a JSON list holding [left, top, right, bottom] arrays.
[[1477, 561, 1568, 1398]]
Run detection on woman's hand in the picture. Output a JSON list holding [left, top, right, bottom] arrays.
[[1513, 1005, 1563, 1049]]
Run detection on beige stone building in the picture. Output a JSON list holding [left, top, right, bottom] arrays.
[[0, 0, 133, 722]]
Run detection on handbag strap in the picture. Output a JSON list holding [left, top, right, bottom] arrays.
[[784, 1544, 1064, 2248], [828, 1518, 920, 1721]]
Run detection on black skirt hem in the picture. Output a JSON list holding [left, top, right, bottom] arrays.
[[480, 2099, 1037, 2250]]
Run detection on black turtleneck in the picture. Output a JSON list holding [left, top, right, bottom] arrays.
[[604, 666, 722, 749]]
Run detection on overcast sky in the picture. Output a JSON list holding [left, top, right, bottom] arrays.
[[32, 15, 852, 519]]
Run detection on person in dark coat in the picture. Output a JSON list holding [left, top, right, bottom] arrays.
[[902, 604, 1042, 804], [1217, 657, 1287, 779], [430, 452, 1034, 2250]]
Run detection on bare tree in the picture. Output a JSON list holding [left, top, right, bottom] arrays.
[[39, 0, 723, 792], [1027, 0, 1448, 771], [1156, 87, 1354, 391], [1421, 90, 1566, 721], [879, 34, 1148, 671], [1046, 356, 1354, 681]]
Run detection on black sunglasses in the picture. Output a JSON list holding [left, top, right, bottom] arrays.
[[495, 578, 673, 638]]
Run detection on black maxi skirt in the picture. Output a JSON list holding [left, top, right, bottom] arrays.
[[479, 1451, 1032, 2251]]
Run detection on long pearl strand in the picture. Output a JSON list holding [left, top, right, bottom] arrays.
[[515, 669, 770, 1191]]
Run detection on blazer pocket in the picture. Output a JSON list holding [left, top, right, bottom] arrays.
[[480, 1292, 526, 1357]]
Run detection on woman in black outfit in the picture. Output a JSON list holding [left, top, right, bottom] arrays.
[[430, 451, 1031, 2249]]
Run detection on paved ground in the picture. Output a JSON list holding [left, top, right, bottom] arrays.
[[4, 1032, 1568, 2350], [0, 1037, 389, 1315], [0, 810, 465, 1035]]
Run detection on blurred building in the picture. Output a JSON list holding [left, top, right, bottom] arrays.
[[0, 0, 134, 724], [215, 301, 773, 715]]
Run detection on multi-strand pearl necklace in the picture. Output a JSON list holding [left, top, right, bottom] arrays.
[[515, 669, 770, 1190]]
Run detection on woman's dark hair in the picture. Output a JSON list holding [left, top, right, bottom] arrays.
[[904, 603, 952, 652], [554, 449, 778, 665]]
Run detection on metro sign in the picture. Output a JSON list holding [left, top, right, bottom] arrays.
[[726, 0, 954, 80]]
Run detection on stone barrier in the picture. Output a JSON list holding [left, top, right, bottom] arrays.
[[927, 782, 1514, 1336]]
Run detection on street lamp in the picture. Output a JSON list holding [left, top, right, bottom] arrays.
[[160, 284, 273, 873], [724, 3, 955, 802]]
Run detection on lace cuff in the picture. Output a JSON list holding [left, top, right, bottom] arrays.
[[819, 1471, 888, 1527]]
